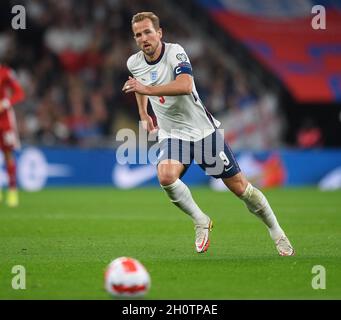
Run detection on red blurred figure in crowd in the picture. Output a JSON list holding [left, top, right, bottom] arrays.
[[0, 65, 25, 207], [297, 118, 323, 148]]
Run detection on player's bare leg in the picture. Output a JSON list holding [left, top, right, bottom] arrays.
[[4, 150, 18, 207], [0, 156, 3, 204], [158, 159, 212, 253], [222, 172, 294, 256]]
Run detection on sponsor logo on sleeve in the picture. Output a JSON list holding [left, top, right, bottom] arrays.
[[176, 53, 188, 62]]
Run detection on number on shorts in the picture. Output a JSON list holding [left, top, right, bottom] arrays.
[[219, 151, 230, 166]]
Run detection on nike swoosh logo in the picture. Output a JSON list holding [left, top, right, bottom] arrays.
[[15, 147, 72, 192], [224, 166, 234, 172], [112, 164, 157, 189]]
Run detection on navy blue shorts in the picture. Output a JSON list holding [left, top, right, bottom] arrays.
[[157, 130, 241, 179]]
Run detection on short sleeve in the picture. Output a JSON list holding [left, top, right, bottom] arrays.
[[127, 56, 133, 74], [168, 44, 193, 79]]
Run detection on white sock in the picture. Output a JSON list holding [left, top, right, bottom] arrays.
[[239, 183, 284, 240], [161, 179, 208, 225]]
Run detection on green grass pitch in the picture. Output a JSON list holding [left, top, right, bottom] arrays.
[[0, 187, 340, 299]]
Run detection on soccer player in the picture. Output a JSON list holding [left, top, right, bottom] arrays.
[[123, 12, 294, 256], [0, 65, 25, 207]]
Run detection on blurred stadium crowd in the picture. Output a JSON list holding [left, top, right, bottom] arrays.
[[0, 0, 283, 149]]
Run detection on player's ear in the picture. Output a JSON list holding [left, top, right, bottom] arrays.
[[158, 28, 163, 39]]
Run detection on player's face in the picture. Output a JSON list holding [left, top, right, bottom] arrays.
[[133, 19, 162, 59]]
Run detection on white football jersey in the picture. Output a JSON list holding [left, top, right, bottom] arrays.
[[127, 42, 220, 142]]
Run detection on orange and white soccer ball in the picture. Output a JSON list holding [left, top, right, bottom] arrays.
[[104, 257, 151, 297]]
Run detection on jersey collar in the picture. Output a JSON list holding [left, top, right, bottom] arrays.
[[144, 42, 165, 65]]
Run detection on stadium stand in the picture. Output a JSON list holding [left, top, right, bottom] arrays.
[[0, 0, 340, 148], [197, 0, 341, 103], [189, 0, 341, 147], [0, 0, 284, 150], [0, 0, 340, 190]]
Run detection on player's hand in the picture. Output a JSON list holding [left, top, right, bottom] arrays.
[[122, 77, 150, 95], [0, 99, 11, 114], [0, 101, 5, 113], [141, 114, 158, 133]]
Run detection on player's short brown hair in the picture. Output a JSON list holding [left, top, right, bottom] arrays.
[[131, 12, 160, 30]]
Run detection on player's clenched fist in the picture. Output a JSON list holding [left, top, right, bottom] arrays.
[[141, 114, 158, 133]]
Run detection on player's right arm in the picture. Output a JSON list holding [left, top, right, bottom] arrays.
[[134, 90, 157, 133], [126, 55, 157, 133]]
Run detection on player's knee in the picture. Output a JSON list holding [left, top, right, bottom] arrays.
[[158, 172, 178, 186], [157, 168, 179, 186]]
